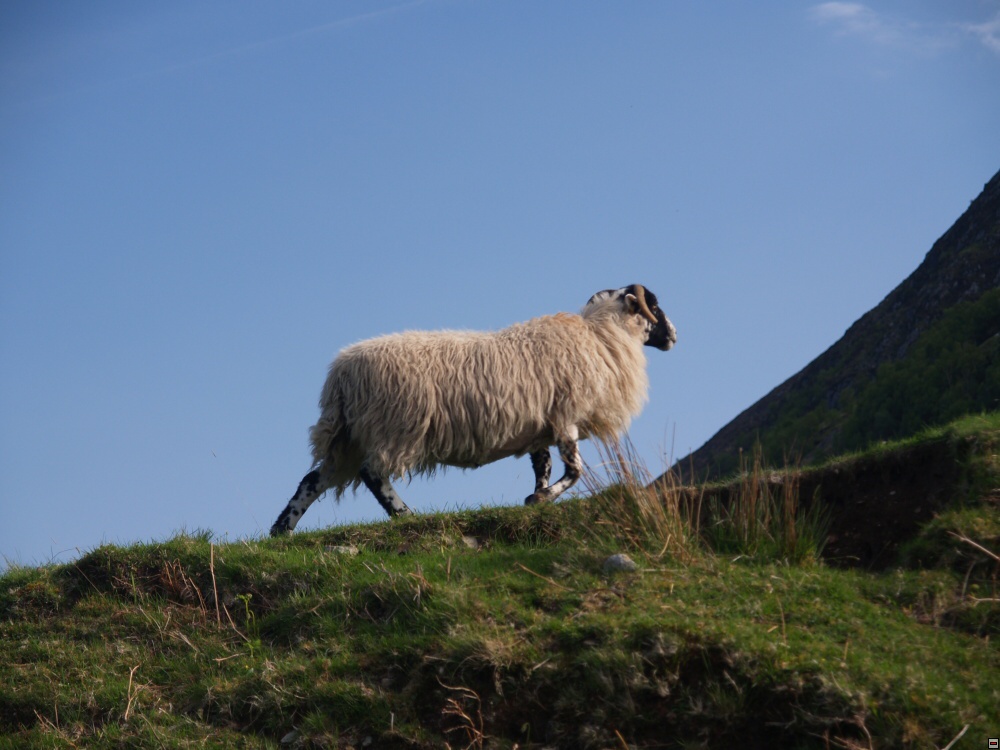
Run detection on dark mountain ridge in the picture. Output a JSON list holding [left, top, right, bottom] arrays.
[[677, 168, 1000, 480]]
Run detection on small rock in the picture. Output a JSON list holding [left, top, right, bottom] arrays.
[[324, 544, 359, 556], [603, 553, 637, 573], [280, 730, 300, 745], [461, 535, 480, 550]]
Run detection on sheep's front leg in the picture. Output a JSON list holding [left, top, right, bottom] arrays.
[[524, 430, 581, 505], [360, 466, 413, 518], [270, 468, 330, 536]]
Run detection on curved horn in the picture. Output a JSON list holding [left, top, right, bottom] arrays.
[[631, 284, 658, 324]]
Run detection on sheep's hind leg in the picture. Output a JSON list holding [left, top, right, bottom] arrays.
[[270, 468, 330, 536], [360, 466, 412, 518], [528, 449, 552, 494], [524, 432, 581, 505]]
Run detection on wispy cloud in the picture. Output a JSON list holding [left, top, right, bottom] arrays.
[[808, 3, 931, 49], [959, 11, 1000, 54], [810, 3, 889, 39], [4, 0, 429, 110], [154, 0, 429, 77], [809, 2, 1000, 57]]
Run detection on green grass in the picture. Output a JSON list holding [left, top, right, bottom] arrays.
[[2, 415, 999, 748], [717, 289, 1000, 475], [818, 411, 1000, 474]]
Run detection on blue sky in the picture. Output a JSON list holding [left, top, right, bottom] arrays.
[[2, 1, 999, 568]]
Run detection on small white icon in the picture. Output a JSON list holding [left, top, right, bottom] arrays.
[[988, 738, 998, 749]]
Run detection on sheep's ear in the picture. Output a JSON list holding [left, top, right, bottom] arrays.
[[624, 287, 658, 324]]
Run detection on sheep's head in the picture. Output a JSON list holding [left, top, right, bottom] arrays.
[[584, 284, 677, 351]]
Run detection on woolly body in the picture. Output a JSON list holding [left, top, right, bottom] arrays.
[[311, 300, 649, 496]]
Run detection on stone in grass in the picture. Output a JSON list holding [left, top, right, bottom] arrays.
[[603, 553, 638, 573], [324, 544, 359, 556]]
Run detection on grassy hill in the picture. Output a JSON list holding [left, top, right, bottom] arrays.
[[2, 414, 999, 749]]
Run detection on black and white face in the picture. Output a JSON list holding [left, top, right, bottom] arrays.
[[586, 284, 677, 351]]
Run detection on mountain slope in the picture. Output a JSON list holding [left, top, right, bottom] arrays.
[[677, 168, 1000, 480]]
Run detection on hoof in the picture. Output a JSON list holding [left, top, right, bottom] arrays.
[[269, 523, 290, 538], [524, 493, 547, 506]]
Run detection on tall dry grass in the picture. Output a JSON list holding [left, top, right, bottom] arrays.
[[577, 436, 701, 563], [578, 437, 828, 565], [702, 444, 829, 564]]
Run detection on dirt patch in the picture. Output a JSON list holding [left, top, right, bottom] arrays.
[[694, 438, 976, 569], [800, 441, 965, 568], [401, 634, 866, 749]]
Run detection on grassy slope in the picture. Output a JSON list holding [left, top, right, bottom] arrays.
[[707, 289, 1000, 478], [836, 289, 1000, 451], [2, 417, 999, 749]]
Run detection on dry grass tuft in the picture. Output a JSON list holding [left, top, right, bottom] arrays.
[[578, 435, 701, 562]]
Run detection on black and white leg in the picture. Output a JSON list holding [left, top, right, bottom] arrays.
[[524, 428, 582, 505], [360, 465, 412, 517], [529, 449, 552, 495], [270, 468, 330, 536]]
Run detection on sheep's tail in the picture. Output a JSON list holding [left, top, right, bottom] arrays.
[[308, 411, 362, 499], [310, 365, 347, 468], [308, 379, 365, 498], [309, 415, 341, 468]]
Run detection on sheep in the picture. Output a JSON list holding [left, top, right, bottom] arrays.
[[269, 284, 676, 535]]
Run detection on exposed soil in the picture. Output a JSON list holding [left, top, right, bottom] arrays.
[[694, 437, 977, 569], [801, 442, 965, 568]]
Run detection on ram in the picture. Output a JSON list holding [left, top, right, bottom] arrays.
[[270, 284, 676, 535]]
